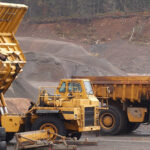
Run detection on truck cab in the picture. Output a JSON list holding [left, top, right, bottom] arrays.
[[57, 79, 99, 105], [29, 79, 100, 140]]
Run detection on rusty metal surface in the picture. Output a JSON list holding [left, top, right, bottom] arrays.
[[73, 76, 150, 84], [73, 76, 150, 103], [15, 130, 97, 150]]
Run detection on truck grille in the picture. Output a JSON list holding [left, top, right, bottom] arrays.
[[85, 107, 94, 126]]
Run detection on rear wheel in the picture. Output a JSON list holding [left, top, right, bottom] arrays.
[[99, 105, 126, 135], [31, 116, 66, 140]]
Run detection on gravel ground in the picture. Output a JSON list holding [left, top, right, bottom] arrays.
[[7, 125, 150, 150], [7, 135, 150, 150]]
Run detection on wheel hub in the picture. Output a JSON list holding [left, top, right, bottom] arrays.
[[100, 113, 115, 129], [103, 116, 113, 127], [40, 123, 58, 139]]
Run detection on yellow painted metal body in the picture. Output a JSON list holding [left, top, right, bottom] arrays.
[[74, 76, 150, 103], [33, 79, 100, 132], [127, 107, 147, 122], [0, 3, 27, 132], [73, 76, 150, 123], [16, 130, 54, 143], [0, 3, 27, 94], [1, 114, 24, 132]]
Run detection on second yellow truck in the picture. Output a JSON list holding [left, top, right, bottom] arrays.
[[74, 76, 150, 135]]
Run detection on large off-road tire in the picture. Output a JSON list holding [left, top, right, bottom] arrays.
[[6, 132, 14, 143], [126, 122, 140, 133], [31, 116, 66, 140], [0, 127, 6, 141], [99, 105, 126, 135], [0, 141, 7, 150]]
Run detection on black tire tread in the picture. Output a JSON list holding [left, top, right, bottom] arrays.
[[31, 115, 66, 138], [100, 105, 126, 135]]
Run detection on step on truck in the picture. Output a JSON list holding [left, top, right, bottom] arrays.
[[73, 76, 150, 135], [0, 3, 101, 148]]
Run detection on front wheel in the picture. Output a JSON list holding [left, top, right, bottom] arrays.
[[31, 116, 66, 140], [99, 105, 126, 135]]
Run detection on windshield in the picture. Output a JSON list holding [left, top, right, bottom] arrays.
[[84, 81, 93, 95], [59, 82, 66, 93], [68, 82, 82, 93]]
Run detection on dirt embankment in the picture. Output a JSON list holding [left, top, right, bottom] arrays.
[[6, 98, 30, 113], [18, 15, 150, 46]]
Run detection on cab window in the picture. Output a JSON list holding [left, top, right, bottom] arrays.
[[59, 82, 66, 93], [84, 81, 93, 95], [68, 82, 82, 93]]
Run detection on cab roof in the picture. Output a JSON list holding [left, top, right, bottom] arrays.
[[61, 79, 90, 82]]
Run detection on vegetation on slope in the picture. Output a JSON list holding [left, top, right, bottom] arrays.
[[1, 0, 150, 22]]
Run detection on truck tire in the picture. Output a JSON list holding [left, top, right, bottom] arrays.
[[126, 122, 140, 133], [31, 116, 66, 140], [0, 141, 6, 150], [99, 105, 126, 135], [6, 132, 14, 143], [0, 127, 6, 141]]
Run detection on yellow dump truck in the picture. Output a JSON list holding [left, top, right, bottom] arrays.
[[0, 3, 101, 145], [73, 76, 150, 135]]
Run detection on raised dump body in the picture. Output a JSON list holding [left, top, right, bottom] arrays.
[[0, 3, 27, 114], [0, 3, 27, 94], [73, 76, 150, 135]]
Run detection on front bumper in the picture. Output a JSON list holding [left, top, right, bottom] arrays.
[[78, 126, 100, 132]]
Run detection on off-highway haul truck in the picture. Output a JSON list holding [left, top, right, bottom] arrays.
[[0, 2, 101, 147], [73, 76, 150, 135]]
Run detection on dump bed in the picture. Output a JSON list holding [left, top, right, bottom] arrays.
[[73, 76, 150, 103], [0, 3, 27, 94]]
